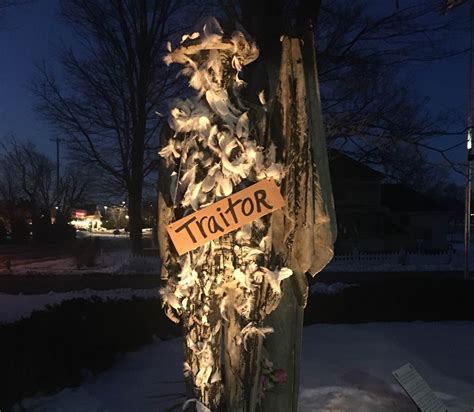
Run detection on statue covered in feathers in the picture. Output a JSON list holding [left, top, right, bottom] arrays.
[[157, 18, 304, 411]]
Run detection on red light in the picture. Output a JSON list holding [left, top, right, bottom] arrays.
[[74, 210, 87, 219]]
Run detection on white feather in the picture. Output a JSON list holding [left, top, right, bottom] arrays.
[[261, 267, 293, 294], [218, 132, 238, 157], [216, 174, 233, 197], [236, 112, 249, 139], [159, 286, 181, 310], [158, 140, 180, 160], [179, 164, 197, 189], [257, 164, 284, 182], [198, 116, 211, 137], [201, 174, 216, 193], [169, 171, 178, 201], [240, 322, 273, 350], [205, 89, 239, 124], [235, 224, 252, 241]]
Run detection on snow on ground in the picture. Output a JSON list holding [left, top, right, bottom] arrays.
[[17, 322, 474, 412], [0, 250, 161, 275], [0, 288, 160, 324]]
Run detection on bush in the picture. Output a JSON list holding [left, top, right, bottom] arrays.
[[0, 297, 180, 409], [305, 278, 474, 324], [10, 217, 30, 244], [32, 214, 52, 244], [52, 222, 76, 242], [0, 219, 7, 243], [74, 237, 101, 268], [32, 214, 76, 245]]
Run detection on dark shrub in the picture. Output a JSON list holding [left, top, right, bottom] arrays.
[[32, 214, 53, 244], [0, 297, 180, 409], [74, 237, 101, 268], [10, 217, 30, 244], [52, 222, 76, 242], [0, 219, 7, 243], [305, 278, 474, 324]]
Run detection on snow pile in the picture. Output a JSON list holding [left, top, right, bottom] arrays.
[[16, 322, 474, 411], [112, 255, 161, 275]]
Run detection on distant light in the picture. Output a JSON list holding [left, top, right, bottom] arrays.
[[104, 206, 108, 210], [55, 206, 59, 210], [468, 129, 472, 150], [74, 210, 87, 219], [125, 215, 129, 219]]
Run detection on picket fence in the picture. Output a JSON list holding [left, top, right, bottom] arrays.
[[331, 250, 454, 266]]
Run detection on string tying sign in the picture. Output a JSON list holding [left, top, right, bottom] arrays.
[[167, 179, 285, 255]]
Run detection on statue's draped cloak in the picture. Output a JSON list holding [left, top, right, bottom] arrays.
[[269, 36, 336, 304], [260, 36, 337, 412]]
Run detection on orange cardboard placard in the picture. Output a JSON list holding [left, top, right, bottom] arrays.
[[166, 179, 285, 255]]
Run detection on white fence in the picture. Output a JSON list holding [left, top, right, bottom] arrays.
[[326, 250, 458, 272], [332, 251, 453, 265]]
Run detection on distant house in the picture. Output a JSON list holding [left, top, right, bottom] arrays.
[[329, 151, 452, 253], [381, 184, 450, 251], [70, 206, 103, 231], [329, 151, 387, 253]]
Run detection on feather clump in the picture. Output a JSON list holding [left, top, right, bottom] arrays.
[[159, 18, 292, 398]]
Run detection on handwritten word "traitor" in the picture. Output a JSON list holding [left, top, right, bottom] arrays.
[[166, 179, 285, 255]]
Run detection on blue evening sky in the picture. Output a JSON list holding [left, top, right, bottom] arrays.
[[0, 0, 470, 184]]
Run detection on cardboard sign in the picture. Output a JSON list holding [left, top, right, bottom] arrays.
[[392, 363, 446, 412], [167, 179, 285, 255]]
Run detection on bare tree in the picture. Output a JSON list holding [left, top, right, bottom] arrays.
[[0, 139, 55, 218], [0, 139, 91, 225], [315, 0, 468, 176], [32, 0, 190, 253], [57, 165, 94, 218]]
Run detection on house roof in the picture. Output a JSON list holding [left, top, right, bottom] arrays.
[[381, 184, 450, 212], [329, 150, 384, 180]]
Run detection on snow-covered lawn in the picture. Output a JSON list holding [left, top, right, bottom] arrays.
[[0, 288, 160, 324], [0, 250, 161, 275], [16, 322, 474, 411]]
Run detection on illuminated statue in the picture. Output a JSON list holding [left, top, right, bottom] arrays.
[[158, 15, 336, 412]]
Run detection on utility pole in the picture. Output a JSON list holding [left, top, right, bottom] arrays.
[[50, 137, 65, 208], [465, 0, 474, 280]]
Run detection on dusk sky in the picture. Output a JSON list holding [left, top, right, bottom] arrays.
[[0, 0, 470, 184], [0, 0, 76, 157]]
